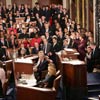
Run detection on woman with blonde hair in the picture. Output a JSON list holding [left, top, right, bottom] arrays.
[[36, 62, 56, 88]]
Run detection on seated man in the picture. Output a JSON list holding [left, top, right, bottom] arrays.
[[33, 50, 51, 82], [18, 43, 30, 57], [35, 62, 56, 88]]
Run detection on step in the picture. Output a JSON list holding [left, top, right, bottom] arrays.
[[87, 72, 100, 86], [88, 84, 100, 91], [84, 96, 99, 100], [88, 89, 100, 93], [88, 97, 99, 100], [88, 90, 100, 97]]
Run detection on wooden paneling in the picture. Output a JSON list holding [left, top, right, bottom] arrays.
[[11, 0, 32, 7], [89, 0, 93, 33], [50, 0, 62, 5], [62, 60, 87, 100], [38, 0, 50, 7], [38, 0, 62, 7]]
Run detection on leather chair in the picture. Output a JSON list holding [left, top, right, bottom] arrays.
[[16, 75, 62, 100]]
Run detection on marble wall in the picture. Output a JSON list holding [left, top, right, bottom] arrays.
[[95, 0, 100, 47]]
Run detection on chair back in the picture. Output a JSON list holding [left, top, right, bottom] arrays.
[[56, 70, 60, 77], [53, 75, 61, 92]]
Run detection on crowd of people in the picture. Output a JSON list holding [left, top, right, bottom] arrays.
[[0, 2, 100, 100], [0, 2, 100, 94]]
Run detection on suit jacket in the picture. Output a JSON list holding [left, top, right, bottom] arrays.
[[34, 58, 48, 81], [41, 27, 53, 36], [0, 48, 4, 59], [18, 47, 30, 57], [91, 47, 100, 64], [37, 59, 48, 72], [18, 33, 29, 39], [51, 43, 60, 53], [0, 40, 8, 48], [42, 43, 51, 55], [8, 39, 18, 48], [31, 47, 40, 54]]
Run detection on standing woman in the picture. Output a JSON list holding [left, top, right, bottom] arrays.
[[77, 34, 87, 61]]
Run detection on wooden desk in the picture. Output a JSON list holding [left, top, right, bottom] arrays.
[[62, 60, 87, 100], [14, 55, 38, 76], [16, 85, 56, 100], [56, 48, 79, 61], [16, 73, 57, 100], [17, 74, 36, 87]]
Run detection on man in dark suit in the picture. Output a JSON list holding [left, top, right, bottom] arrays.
[[18, 28, 29, 39], [87, 42, 100, 72], [31, 42, 40, 54], [33, 51, 49, 82], [41, 38, 52, 55]]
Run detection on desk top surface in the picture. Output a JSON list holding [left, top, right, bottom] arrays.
[[14, 55, 38, 64], [61, 59, 85, 65], [17, 74, 37, 87]]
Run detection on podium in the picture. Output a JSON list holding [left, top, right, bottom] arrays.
[[62, 60, 87, 100]]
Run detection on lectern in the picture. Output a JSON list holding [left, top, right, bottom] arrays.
[[62, 60, 87, 100]]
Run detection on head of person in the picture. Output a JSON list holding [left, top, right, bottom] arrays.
[[90, 42, 97, 49], [52, 36, 57, 44], [86, 46, 92, 53], [38, 50, 45, 59], [34, 42, 39, 48], [48, 62, 56, 76], [63, 39, 68, 47]]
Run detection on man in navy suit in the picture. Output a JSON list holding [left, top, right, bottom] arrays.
[[33, 51, 49, 82]]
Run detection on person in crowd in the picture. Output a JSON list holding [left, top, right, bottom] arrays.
[[8, 34, 18, 48], [18, 43, 30, 57], [33, 50, 50, 82], [42, 22, 53, 36], [31, 42, 40, 54], [45, 32, 52, 43], [77, 34, 87, 61], [0, 36, 8, 60], [30, 33, 41, 47], [51, 36, 60, 52], [18, 28, 29, 39], [64, 33, 73, 48], [41, 38, 52, 55], [85, 46, 93, 72]]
